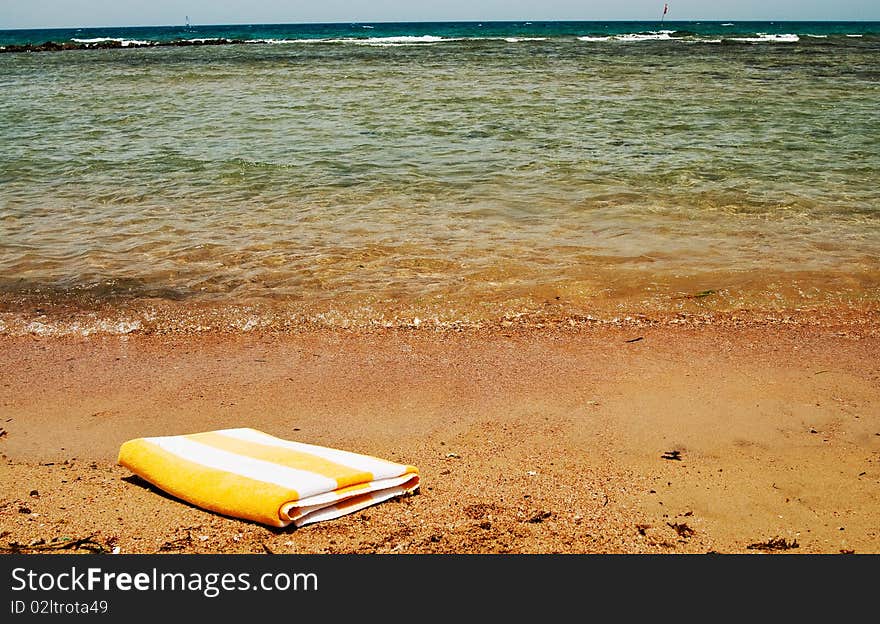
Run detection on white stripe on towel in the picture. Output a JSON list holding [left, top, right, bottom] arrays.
[[148, 435, 337, 496], [218, 428, 405, 477]]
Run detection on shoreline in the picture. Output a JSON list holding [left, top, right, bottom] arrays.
[[2, 301, 879, 337], [2, 315, 878, 553]]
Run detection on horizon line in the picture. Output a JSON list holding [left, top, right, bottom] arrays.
[[2, 18, 879, 31]]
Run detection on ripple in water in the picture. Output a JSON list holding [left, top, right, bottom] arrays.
[[1, 24, 879, 333]]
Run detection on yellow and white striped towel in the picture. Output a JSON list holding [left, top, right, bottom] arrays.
[[118, 428, 420, 528]]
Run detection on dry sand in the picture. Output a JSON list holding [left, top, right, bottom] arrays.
[[2, 313, 879, 554]]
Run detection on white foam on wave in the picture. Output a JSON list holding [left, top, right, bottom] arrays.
[[721, 23, 735, 26], [580, 30, 677, 43], [71, 37, 151, 46], [231, 35, 472, 46], [618, 30, 676, 42], [255, 35, 461, 47], [729, 33, 800, 43], [846, 34, 863, 38], [20, 318, 142, 337], [249, 38, 309, 44], [806, 34, 828, 38], [350, 35, 454, 45], [504, 37, 548, 42]]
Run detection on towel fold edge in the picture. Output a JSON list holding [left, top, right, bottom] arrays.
[[289, 475, 421, 527], [118, 434, 420, 528]]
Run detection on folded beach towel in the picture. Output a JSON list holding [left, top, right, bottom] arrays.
[[118, 428, 420, 528]]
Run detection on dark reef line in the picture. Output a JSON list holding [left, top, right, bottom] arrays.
[[0, 38, 245, 54]]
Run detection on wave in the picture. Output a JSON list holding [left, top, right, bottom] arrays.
[[2, 29, 871, 54], [578, 30, 682, 43], [235, 32, 857, 47], [617, 30, 675, 42], [65, 34, 466, 49], [575, 30, 824, 46], [727, 33, 800, 43], [249, 38, 311, 44], [253, 35, 463, 47], [343, 35, 457, 46], [71, 37, 151, 46]]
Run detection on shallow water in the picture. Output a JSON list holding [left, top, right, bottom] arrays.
[[1, 22, 879, 333]]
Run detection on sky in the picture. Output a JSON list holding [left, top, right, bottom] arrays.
[[2, 1, 878, 29]]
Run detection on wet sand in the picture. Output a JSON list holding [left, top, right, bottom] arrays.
[[1, 313, 879, 554]]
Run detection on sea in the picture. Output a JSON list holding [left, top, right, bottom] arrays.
[[1, 21, 878, 334]]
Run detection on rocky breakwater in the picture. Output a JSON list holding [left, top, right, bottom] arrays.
[[0, 38, 246, 54]]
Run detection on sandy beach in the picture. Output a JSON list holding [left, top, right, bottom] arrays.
[[2, 310, 878, 554]]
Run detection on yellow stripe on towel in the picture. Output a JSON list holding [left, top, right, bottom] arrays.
[[118, 428, 420, 528], [118, 438, 299, 527], [186, 431, 374, 490]]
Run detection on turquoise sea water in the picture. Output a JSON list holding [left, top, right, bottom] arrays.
[[1, 22, 879, 333], [2, 20, 879, 47]]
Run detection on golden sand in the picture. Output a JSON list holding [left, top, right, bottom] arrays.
[[1, 312, 878, 553]]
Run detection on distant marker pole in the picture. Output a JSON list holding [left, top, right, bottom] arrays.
[[661, 3, 668, 25]]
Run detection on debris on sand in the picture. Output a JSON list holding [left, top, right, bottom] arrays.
[[675, 289, 718, 300], [661, 450, 682, 461], [527, 511, 553, 524], [746, 537, 799, 551], [2, 534, 110, 554], [667, 522, 695, 538], [159, 535, 192, 552]]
